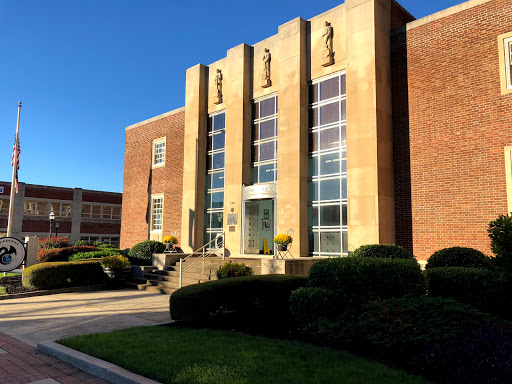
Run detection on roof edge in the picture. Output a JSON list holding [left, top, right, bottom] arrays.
[[125, 106, 185, 131]]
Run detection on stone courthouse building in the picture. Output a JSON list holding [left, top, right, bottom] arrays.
[[121, 0, 512, 262]]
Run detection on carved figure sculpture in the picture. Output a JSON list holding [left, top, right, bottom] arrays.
[[261, 48, 271, 88], [214, 69, 223, 104], [321, 21, 334, 67]]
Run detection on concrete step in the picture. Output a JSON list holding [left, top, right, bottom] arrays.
[[145, 272, 217, 282]]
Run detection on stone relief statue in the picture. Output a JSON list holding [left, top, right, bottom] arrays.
[[321, 21, 334, 67], [261, 48, 271, 88], [214, 69, 223, 104]]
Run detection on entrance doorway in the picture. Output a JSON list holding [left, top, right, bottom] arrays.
[[243, 199, 275, 255]]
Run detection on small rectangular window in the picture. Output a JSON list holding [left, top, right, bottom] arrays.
[[151, 196, 163, 231], [0, 198, 10, 215], [498, 33, 512, 95], [152, 138, 166, 167]]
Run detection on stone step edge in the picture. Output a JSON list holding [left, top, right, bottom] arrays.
[[37, 340, 163, 384]]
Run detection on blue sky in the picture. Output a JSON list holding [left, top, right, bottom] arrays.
[[0, 0, 467, 193]]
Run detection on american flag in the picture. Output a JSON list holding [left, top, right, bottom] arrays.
[[11, 136, 20, 193]]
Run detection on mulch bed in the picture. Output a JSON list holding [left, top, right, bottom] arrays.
[[0, 275, 34, 294]]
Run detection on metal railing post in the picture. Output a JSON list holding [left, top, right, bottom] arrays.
[[222, 231, 225, 260], [179, 258, 183, 288], [202, 247, 205, 275]]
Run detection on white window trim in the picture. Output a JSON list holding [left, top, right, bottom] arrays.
[[150, 194, 164, 233], [498, 33, 512, 95], [152, 137, 166, 168]]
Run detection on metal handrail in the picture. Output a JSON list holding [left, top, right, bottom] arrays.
[[178, 231, 225, 288]]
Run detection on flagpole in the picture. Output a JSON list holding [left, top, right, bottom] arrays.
[[7, 101, 22, 238]]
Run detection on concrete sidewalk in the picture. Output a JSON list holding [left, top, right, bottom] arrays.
[[0, 289, 171, 347]]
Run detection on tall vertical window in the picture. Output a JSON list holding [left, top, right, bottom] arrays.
[[251, 94, 278, 184], [151, 196, 163, 231], [152, 138, 166, 167], [505, 37, 512, 89], [308, 72, 348, 256], [204, 111, 225, 245]]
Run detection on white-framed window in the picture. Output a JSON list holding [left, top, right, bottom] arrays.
[[250, 94, 278, 184], [498, 33, 512, 95], [81, 204, 121, 220], [504, 37, 512, 90], [152, 138, 166, 167], [151, 196, 164, 232], [308, 72, 348, 257]]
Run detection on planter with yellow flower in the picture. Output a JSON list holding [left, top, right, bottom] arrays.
[[163, 235, 178, 253], [273, 234, 292, 252]]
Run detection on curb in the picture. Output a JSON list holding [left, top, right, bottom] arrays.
[[37, 341, 163, 384], [0, 284, 109, 301]]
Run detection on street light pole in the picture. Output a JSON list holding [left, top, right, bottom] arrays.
[[55, 222, 59, 237], [49, 211, 55, 239]]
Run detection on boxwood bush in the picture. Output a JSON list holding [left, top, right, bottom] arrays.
[[216, 262, 253, 279], [22, 260, 106, 290], [426, 267, 509, 319], [38, 246, 98, 263], [308, 257, 426, 305], [488, 213, 512, 277], [68, 249, 125, 261], [127, 240, 165, 265], [426, 246, 492, 270], [170, 275, 307, 330], [352, 244, 415, 260]]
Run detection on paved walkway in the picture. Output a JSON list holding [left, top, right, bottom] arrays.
[[0, 289, 171, 347], [0, 332, 108, 384]]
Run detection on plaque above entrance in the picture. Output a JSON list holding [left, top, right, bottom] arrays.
[[243, 183, 277, 200]]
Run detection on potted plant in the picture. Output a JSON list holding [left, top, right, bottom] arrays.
[[274, 234, 292, 252], [101, 255, 131, 287], [163, 235, 178, 253]]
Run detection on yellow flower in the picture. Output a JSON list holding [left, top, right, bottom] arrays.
[[163, 235, 178, 244], [274, 234, 292, 245]]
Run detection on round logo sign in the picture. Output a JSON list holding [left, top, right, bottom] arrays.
[[0, 237, 26, 272]]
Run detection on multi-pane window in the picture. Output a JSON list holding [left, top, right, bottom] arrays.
[[24, 200, 66, 217], [505, 38, 512, 89], [0, 197, 10, 215], [49, 202, 71, 217], [151, 196, 163, 231], [308, 72, 348, 256], [152, 138, 166, 167], [102, 206, 121, 220], [82, 204, 101, 219], [251, 94, 278, 184], [204, 111, 225, 245], [81, 204, 121, 220]]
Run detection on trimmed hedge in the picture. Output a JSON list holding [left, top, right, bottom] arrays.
[[352, 244, 415, 260], [426, 246, 493, 270], [68, 249, 125, 261], [128, 240, 165, 265], [216, 262, 253, 279], [488, 213, 512, 278], [344, 296, 490, 368], [170, 275, 307, 329], [22, 260, 106, 290], [426, 267, 509, 319], [308, 257, 426, 305], [38, 246, 98, 263]]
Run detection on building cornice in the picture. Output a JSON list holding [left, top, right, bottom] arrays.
[[125, 106, 185, 131]]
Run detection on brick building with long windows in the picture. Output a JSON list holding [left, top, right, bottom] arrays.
[[0, 181, 122, 245], [121, 0, 512, 262]]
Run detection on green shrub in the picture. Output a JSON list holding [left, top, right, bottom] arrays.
[[352, 244, 415, 260], [344, 296, 490, 365], [101, 255, 130, 269], [22, 261, 106, 290], [170, 275, 307, 329], [426, 267, 509, 318], [68, 249, 124, 261], [38, 246, 98, 263], [128, 240, 165, 265], [73, 240, 93, 247], [426, 246, 492, 270], [93, 242, 117, 249], [488, 213, 512, 277], [39, 236, 69, 249], [308, 257, 426, 306], [216, 262, 253, 279]]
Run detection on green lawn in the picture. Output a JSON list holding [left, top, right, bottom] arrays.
[[58, 326, 430, 384], [0, 273, 20, 295]]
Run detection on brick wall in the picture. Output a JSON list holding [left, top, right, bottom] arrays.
[[392, 0, 512, 260], [121, 110, 185, 249], [82, 190, 122, 204], [24, 185, 73, 200]]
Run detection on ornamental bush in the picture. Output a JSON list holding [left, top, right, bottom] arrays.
[[216, 262, 253, 279], [101, 255, 130, 269], [351, 244, 415, 260], [127, 240, 165, 265], [68, 249, 125, 262], [22, 260, 106, 290], [170, 275, 307, 331], [308, 257, 426, 306], [488, 213, 512, 277], [38, 246, 98, 263], [73, 240, 93, 247], [426, 267, 509, 319], [39, 236, 69, 249], [426, 246, 492, 270]]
